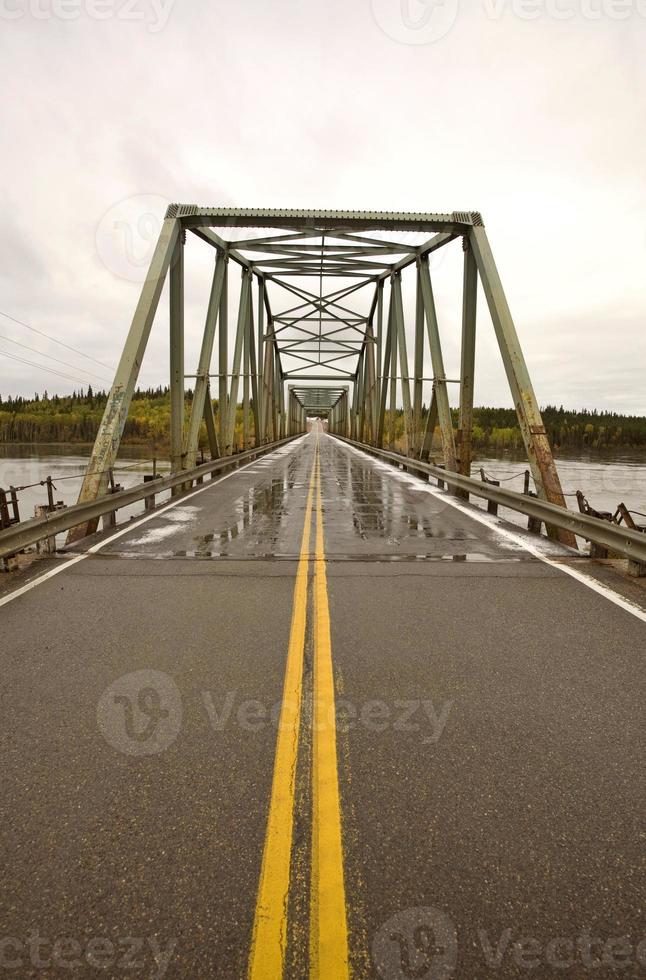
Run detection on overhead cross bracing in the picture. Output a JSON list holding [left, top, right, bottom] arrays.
[[177, 207, 478, 396], [69, 206, 575, 548]]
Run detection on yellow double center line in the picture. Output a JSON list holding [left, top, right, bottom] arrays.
[[249, 434, 349, 979]]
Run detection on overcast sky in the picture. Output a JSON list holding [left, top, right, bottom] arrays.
[[1, 0, 644, 412]]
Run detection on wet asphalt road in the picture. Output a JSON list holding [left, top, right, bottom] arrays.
[[1, 431, 644, 979]]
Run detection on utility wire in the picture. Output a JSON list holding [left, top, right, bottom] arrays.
[[0, 348, 98, 388], [0, 334, 111, 386], [0, 309, 114, 371]]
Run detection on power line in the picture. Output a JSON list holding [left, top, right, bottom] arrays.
[[0, 309, 115, 371], [0, 334, 111, 386], [0, 348, 100, 388]]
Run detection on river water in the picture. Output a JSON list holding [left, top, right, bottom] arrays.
[[1, 443, 645, 539], [0, 445, 172, 535]]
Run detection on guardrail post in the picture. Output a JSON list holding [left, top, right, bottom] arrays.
[[102, 472, 123, 530], [34, 505, 57, 554], [576, 491, 610, 558], [143, 473, 162, 511], [0, 488, 11, 529], [34, 479, 66, 552], [523, 470, 543, 534], [480, 468, 499, 515], [9, 487, 20, 524], [628, 560, 646, 578]]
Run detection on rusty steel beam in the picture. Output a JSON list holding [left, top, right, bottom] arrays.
[[67, 217, 180, 543], [468, 225, 576, 547]]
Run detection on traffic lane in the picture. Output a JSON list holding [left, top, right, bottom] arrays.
[[1, 559, 299, 979], [327, 560, 644, 978], [72, 434, 313, 561], [317, 434, 573, 561]]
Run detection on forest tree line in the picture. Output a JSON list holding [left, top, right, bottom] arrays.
[[1, 388, 645, 451]]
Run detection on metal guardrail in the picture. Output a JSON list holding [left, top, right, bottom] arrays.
[[333, 435, 646, 567], [0, 436, 298, 562]]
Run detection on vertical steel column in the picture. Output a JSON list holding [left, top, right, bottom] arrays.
[[278, 377, 284, 439], [202, 384, 220, 458], [359, 357, 366, 440], [392, 272, 413, 454], [274, 352, 281, 439], [388, 283, 398, 449], [418, 256, 458, 472], [419, 391, 439, 461], [272, 338, 283, 439], [67, 216, 180, 542], [261, 325, 275, 443], [363, 321, 377, 444], [257, 277, 265, 440], [376, 294, 393, 449], [248, 295, 260, 446], [412, 266, 424, 457], [184, 251, 226, 468], [360, 347, 370, 442], [459, 239, 478, 481], [468, 225, 575, 545], [227, 268, 252, 451], [218, 255, 229, 452], [243, 291, 250, 450], [169, 229, 185, 475], [376, 280, 384, 416], [353, 351, 364, 440]]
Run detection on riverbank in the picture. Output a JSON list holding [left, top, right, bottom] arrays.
[[3, 391, 646, 452]]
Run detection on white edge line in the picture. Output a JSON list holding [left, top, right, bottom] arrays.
[[0, 437, 308, 610], [337, 438, 646, 627]]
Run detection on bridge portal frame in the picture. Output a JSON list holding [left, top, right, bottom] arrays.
[[68, 207, 575, 547]]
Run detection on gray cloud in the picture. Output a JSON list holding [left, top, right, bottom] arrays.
[[0, 0, 644, 413]]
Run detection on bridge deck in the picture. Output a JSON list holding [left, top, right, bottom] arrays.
[[1, 432, 643, 978]]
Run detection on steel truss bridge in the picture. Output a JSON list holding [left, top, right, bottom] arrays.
[[68, 206, 573, 544], [1, 208, 643, 979]]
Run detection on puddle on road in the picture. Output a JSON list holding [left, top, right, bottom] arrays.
[[320, 443, 491, 554], [105, 438, 538, 562], [187, 459, 303, 557]]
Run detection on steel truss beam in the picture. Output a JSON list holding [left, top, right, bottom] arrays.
[[71, 206, 573, 549]]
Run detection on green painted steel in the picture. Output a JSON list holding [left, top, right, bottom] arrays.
[[66, 205, 573, 552]]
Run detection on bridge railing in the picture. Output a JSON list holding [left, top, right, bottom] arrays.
[[332, 435, 646, 570], [0, 436, 298, 563]]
